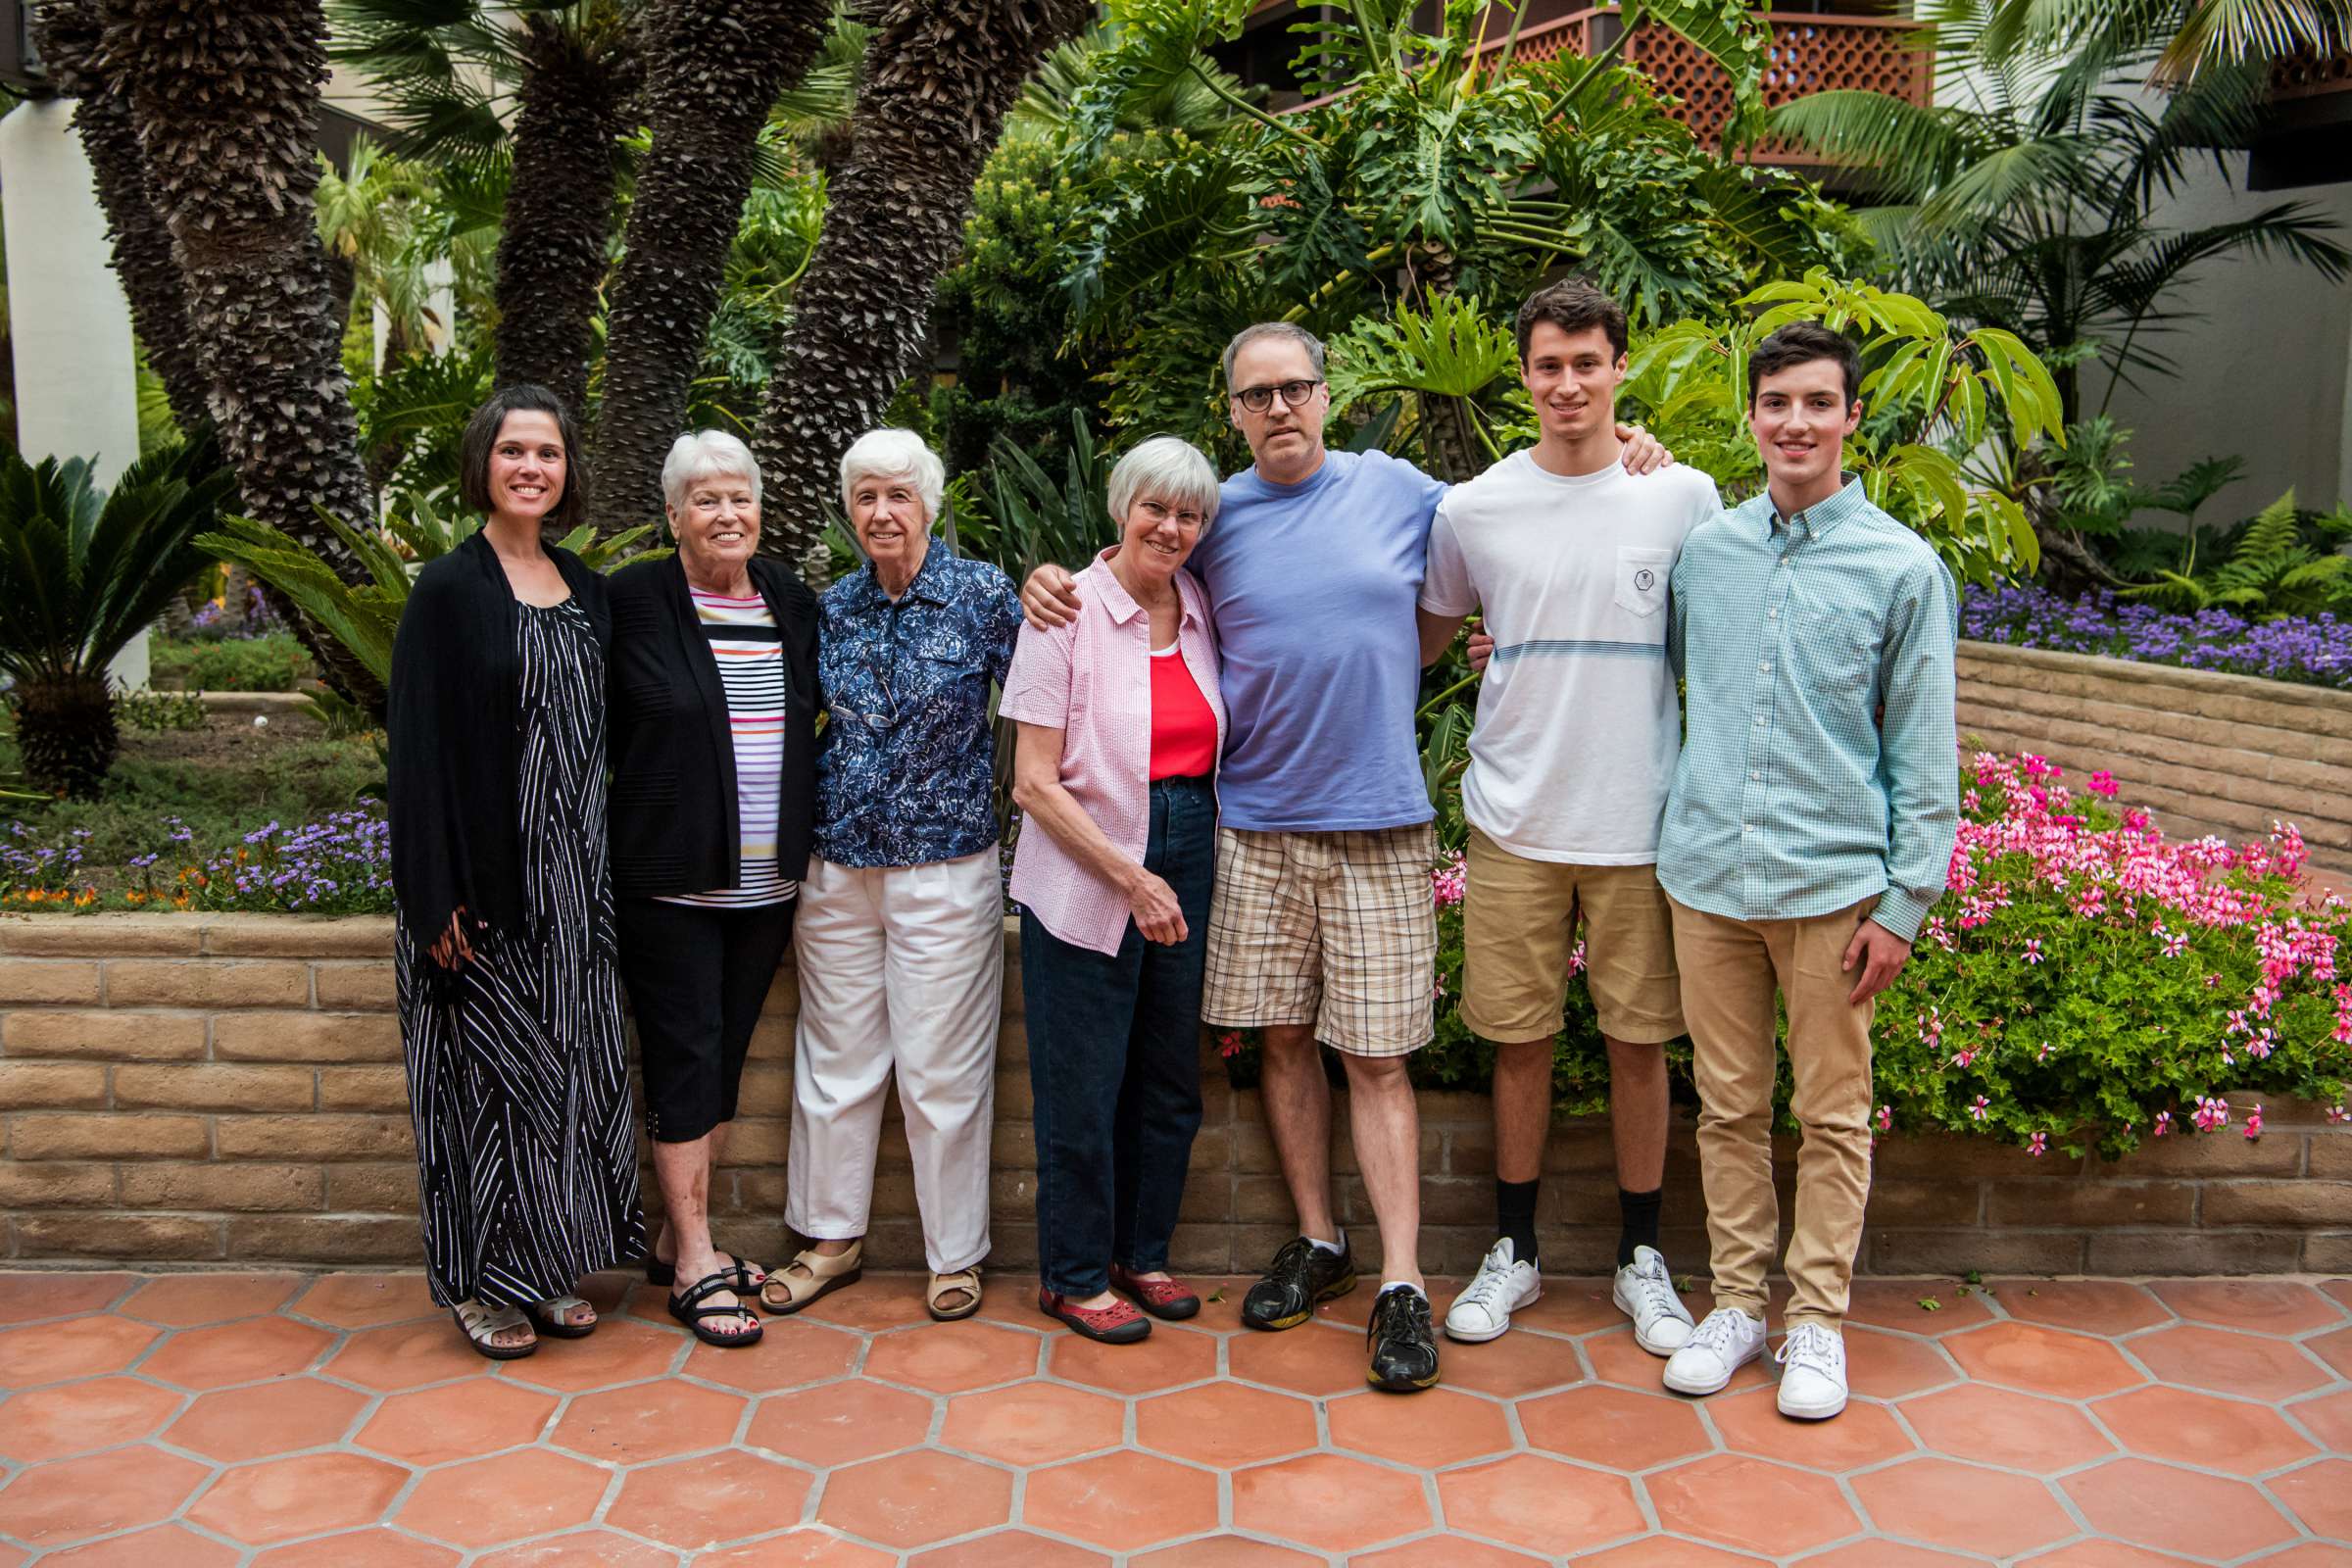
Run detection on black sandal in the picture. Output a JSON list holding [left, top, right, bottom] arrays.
[[668, 1268, 764, 1348], [647, 1250, 762, 1291]]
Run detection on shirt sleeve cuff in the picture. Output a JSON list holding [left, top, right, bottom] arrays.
[[1870, 887, 1936, 943]]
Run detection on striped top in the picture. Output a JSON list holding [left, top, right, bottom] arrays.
[[656, 590, 796, 908]]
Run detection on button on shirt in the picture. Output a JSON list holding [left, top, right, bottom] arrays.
[[814, 545, 1021, 869], [1659, 478, 1960, 941], [1000, 551, 1226, 955]]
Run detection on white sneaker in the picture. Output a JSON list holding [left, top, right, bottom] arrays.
[[1662, 1305, 1767, 1396], [1776, 1321, 1849, 1420], [1611, 1246, 1696, 1355], [1443, 1238, 1542, 1343]]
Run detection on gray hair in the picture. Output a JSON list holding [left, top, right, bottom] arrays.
[[662, 429, 761, 513], [1221, 321, 1326, 388], [839, 427, 944, 522], [1107, 436, 1221, 538]]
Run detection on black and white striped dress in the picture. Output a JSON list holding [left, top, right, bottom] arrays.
[[396, 598, 646, 1308]]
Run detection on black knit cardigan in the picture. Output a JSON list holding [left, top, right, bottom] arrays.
[[387, 530, 611, 943]]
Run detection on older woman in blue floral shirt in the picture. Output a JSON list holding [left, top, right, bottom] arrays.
[[762, 428, 1022, 1323]]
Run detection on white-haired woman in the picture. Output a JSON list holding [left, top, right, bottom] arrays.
[[1003, 437, 1225, 1344], [760, 427, 1022, 1322], [607, 429, 819, 1348]]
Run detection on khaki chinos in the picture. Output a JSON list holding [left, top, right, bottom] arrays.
[[1668, 894, 1878, 1331]]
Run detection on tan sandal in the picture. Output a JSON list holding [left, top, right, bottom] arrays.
[[928, 1266, 983, 1322], [452, 1298, 537, 1360], [760, 1241, 863, 1315], [523, 1294, 597, 1339]]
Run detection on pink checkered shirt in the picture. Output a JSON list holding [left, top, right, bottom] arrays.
[[1000, 550, 1224, 955]]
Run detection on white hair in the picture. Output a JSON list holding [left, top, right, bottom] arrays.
[[1107, 436, 1221, 537], [662, 429, 760, 512], [838, 428, 945, 522]]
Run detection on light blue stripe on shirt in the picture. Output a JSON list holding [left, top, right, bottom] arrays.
[[1660, 477, 1959, 942], [1494, 639, 1667, 662]]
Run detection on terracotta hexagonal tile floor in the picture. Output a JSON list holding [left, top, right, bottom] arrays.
[[1645, 1453, 1861, 1557], [816, 1450, 1011, 1549], [1, 1268, 2349, 1565], [1029, 1449, 1223, 1550], [1232, 1451, 1432, 1552], [185, 1452, 410, 1545], [1850, 1455, 2077, 1559]]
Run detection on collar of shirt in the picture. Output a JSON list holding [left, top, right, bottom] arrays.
[[839, 537, 955, 612], [1082, 548, 1208, 633], [1761, 474, 1869, 543]]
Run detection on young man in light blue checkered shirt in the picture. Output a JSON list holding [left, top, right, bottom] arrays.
[[1656, 321, 1959, 1421]]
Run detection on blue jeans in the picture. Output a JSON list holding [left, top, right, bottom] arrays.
[[1021, 774, 1215, 1298]]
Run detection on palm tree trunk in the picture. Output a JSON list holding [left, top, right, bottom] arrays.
[[11, 673, 120, 801], [752, 0, 1090, 579], [27, 0, 213, 432], [102, 0, 383, 711], [493, 11, 640, 428], [588, 0, 828, 539]]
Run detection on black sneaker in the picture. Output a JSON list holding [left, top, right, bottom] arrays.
[[1240, 1235, 1357, 1331], [1366, 1284, 1440, 1392]]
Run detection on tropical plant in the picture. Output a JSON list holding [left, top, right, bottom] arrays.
[[1978, 0, 2352, 83], [2124, 489, 2352, 614], [1044, 0, 1860, 465], [588, 0, 833, 536], [330, 0, 645, 418], [1772, 0, 2351, 430], [199, 494, 667, 713], [314, 137, 447, 366], [1618, 271, 2065, 585], [100, 0, 384, 710], [25, 2, 213, 433], [0, 441, 235, 797], [753, 0, 1095, 576]]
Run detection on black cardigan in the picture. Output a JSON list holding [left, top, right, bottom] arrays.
[[606, 553, 819, 898], [388, 531, 611, 942]]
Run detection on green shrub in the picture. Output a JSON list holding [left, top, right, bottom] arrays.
[[150, 633, 316, 693], [116, 689, 208, 732]]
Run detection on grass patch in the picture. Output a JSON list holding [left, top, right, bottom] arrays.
[[148, 632, 318, 693]]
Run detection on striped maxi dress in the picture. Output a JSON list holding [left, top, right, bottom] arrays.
[[395, 597, 646, 1308]]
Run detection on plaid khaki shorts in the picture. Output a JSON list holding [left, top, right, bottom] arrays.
[[1201, 823, 1438, 1058]]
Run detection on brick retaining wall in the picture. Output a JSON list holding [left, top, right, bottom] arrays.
[[1, 915, 2346, 1277], [1956, 641, 2352, 883]]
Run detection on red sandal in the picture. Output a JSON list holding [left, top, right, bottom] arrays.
[[1110, 1264, 1201, 1321], [1039, 1287, 1151, 1344]]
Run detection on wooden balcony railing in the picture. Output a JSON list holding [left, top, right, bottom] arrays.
[[1481, 8, 1933, 160]]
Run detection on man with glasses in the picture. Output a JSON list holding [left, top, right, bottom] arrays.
[[1022, 321, 1669, 1392]]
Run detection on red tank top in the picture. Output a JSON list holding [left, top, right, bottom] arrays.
[[1149, 645, 1218, 779]]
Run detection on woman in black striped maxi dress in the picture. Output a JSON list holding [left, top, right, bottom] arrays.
[[389, 385, 645, 1358]]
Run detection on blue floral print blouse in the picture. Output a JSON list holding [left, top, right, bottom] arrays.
[[814, 545, 1022, 869]]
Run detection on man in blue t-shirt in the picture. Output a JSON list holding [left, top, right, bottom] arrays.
[[1022, 321, 1663, 1394]]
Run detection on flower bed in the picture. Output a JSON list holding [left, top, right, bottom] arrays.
[[1226, 752, 2352, 1165], [0, 806, 391, 914], [1961, 585, 2352, 689]]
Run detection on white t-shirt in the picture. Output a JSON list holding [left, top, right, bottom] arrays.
[[1420, 450, 1723, 863]]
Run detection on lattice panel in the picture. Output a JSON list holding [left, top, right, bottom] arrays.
[[2271, 47, 2352, 99], [1485, 8, 1931, 161]]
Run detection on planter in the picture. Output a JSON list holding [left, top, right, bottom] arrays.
[[1, 912, 2346, 1276], [1956, 641, 2352, 883]]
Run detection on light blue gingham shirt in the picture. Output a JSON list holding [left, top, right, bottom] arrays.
[[1660, 476, 1959, 942]]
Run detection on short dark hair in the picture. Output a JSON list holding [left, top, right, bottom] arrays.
[[1515, 278, 1627, 363], [1746, 321, 1861, 407], [459, 383, 589, 533]]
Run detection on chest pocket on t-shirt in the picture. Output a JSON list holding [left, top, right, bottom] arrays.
[[1613, 548, 1674, 618]]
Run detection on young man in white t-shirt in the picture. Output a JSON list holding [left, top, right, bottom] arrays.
[[1416, 279, 1721, 1350]]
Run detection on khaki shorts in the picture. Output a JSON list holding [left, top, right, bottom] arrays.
[[1202, 823, 1437, 1058], [1460, 826, 1684, 1044]]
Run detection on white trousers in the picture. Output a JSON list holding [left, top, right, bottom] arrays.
[[787, 850, 1002, 1274]]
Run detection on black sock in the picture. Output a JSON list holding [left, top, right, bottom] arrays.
[[1495, 1177, 1540, 1266], [1618, 1186, 1663, 1268]]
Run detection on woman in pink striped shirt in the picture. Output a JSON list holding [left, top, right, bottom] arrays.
[[1003, 436, 1226, 1344]]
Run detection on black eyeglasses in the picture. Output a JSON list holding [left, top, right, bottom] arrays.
[[1231, 378, 1324, 414]]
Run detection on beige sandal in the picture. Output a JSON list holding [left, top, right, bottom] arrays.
[[452, 1298, 537, 1360], [523, 1295, 597, 1339], [760, 1240, 863, 1315], [927, 1266, 983, 1322]]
